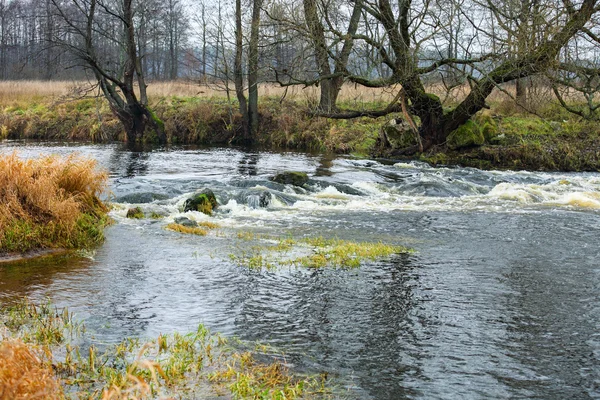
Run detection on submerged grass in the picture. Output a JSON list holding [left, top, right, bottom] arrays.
[[166, 221, 220, 236], [0, 299, 330, 399], [166, 223, 208, 236], [0, 153, 109, 254], [229, 234, 411, 270]]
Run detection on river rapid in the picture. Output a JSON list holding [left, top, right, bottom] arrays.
[[1, 142, 599, 399]]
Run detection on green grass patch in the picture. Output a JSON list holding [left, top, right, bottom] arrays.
[[229, 234, 411, 270]]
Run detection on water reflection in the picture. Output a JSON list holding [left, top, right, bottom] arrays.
[[315, 155, 335, 177], [109, 148, 151, 178], [0, 254, 92, 301], [237, 152, 260, 176]]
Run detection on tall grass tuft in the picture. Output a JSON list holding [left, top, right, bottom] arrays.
[[0, 339, 62, 400], [0, 152, 109, 253]]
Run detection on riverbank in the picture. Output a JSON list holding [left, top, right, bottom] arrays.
[[0, 153, 109, 258], [1, 86, 599, 171]]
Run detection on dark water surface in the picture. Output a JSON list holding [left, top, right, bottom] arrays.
[[1, 142, 599, 399]]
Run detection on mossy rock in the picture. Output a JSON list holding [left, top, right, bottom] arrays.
[[481, 122, 499, 142], [381, 120, 417, 150], [126, 207, 145, 219], [183, 189, 218, 215], [174, 216, 198, 227], [270, 171, 309, 187], [447, 120, 485, 150]]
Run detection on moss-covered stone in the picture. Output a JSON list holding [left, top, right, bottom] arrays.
[[447, 120, 485, 150], [381, 119, 417, 150], [270, 171, 309, 187], [481, 122, 499, 142], [183, 189, 218, 215], [126, 207, 144, 219], [174, 216, 198, 227]]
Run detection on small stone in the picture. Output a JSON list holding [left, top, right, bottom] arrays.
[[174, 217, 198, 227], [270, 171, 309, 187]]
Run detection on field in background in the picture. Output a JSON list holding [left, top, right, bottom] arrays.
[[0, 80, 401, 106], [0, 79, 540, 110]]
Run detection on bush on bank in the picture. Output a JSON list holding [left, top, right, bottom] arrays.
[[0, 153, 109, 255]]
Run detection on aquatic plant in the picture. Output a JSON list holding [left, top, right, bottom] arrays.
[[229, 234, 411, 270], [166, 223, 208, 236], [0, 153, 109, 254], [197, 221, 220, 229], [0, 300, 330, 399]]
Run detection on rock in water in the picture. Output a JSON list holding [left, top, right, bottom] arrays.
[[126, 207, 145, 219], [174, 216, 198, 227], [246, 190, 272, 208], [270, 171, 309, 187], [183, 189, 218, 215]]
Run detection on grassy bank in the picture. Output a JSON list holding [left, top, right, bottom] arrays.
[[1, 81, 599, 171], [0, 95, 384, 155], [0, 300, 330, 399], [420, 114, 600, 171], [0, 153, 109, 256]]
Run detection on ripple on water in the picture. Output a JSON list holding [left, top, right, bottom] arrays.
[[1, 143, 599, 399]]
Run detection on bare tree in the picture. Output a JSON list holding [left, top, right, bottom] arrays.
[[50, 0, 166, 143]]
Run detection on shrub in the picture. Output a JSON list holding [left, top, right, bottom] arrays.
[[0, 339, 62, 400], [0, 153, 109, 253]]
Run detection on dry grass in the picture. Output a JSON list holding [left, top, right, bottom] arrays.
[[0, 80, 400, 106], [0, 339, 62, 400], [1, 300, 330, 399], [166, 222, 208, 236], [0, 152, 108, 253]]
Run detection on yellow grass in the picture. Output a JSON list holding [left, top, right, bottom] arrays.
[[0, 339, 62, 400], [166, 222, 208, 236], [0, 152, 108, 253], [0, 80, 400, 106], [0, 79, 581, 114]]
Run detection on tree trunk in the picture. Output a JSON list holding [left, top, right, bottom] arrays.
[[247, 0, 263, 138], [303, 0, 335, 112], [515, 79, 527, 107], [234, 0, 249, 139]]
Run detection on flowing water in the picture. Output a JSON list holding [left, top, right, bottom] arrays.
[[1, 142, 599, 399]]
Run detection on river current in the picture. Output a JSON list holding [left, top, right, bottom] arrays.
[[1, 142, 599, 399]]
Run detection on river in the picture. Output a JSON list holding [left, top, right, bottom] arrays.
[[1, 142, 599, 399]]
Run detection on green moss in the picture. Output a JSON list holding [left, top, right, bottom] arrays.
[[147, 107, 165, 131], [270, 171, 309, 187], [126, 207, 145, 219], [183, 190, 218, 215], [425, 92, 441, 102], [447, 120, 485, 150], [481, 122, 498, 142]]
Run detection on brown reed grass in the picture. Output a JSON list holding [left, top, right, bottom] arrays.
[[0, 153, 108, 253], [0, 339, 62, 400]]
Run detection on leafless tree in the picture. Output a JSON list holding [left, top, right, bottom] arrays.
[[50, 0, 166, 143]]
